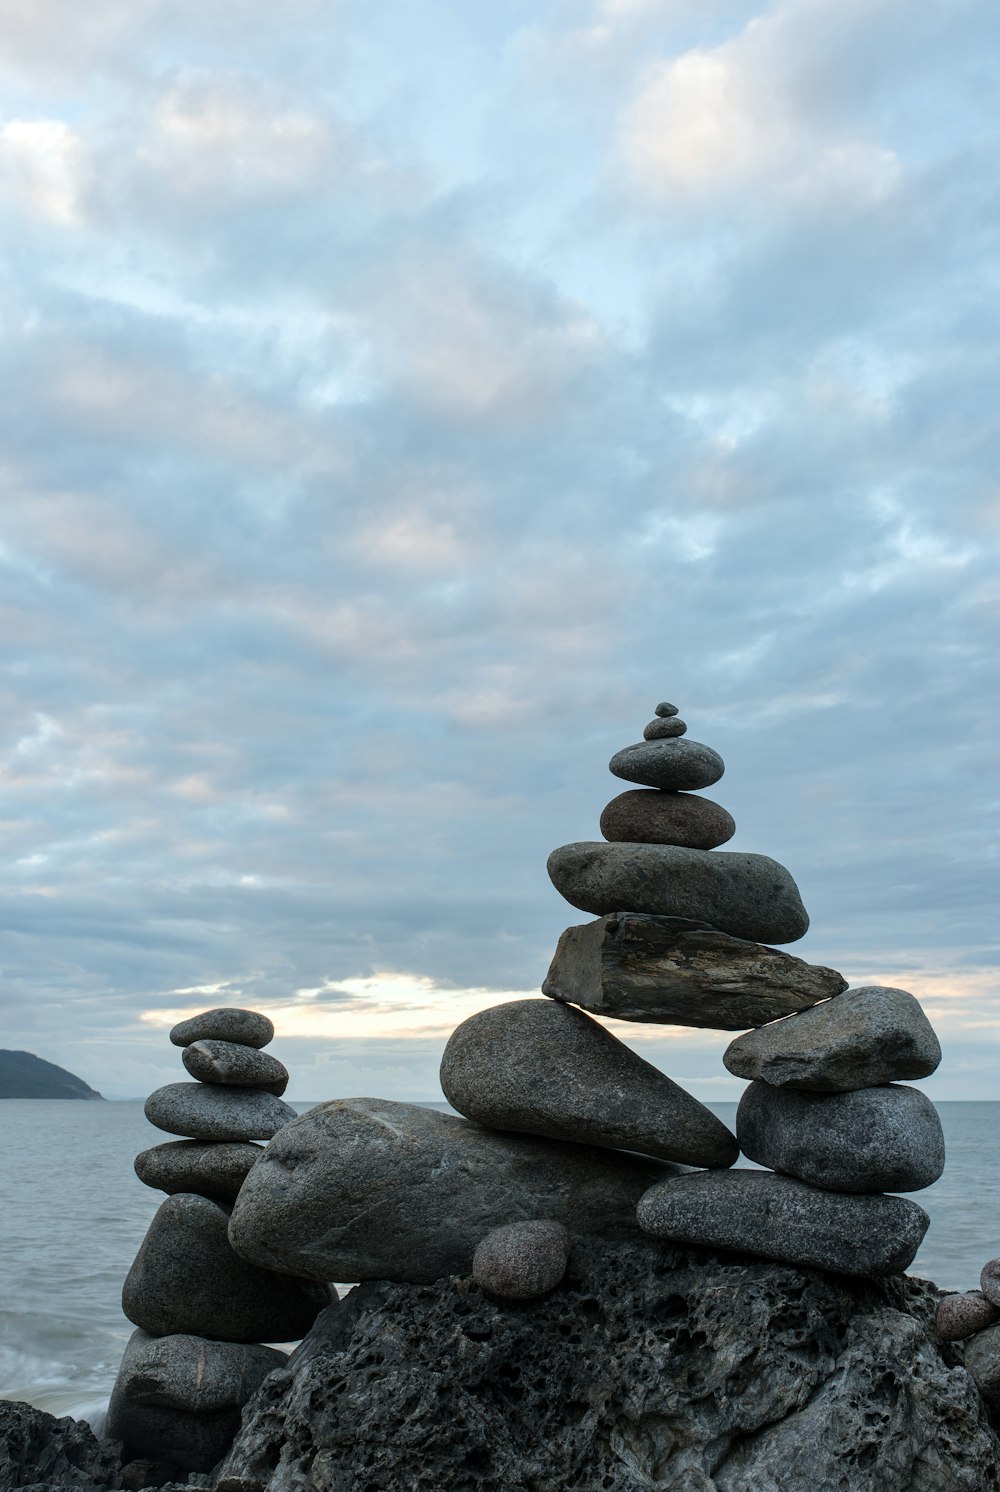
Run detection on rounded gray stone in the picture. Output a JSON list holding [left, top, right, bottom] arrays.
[[170, 1008, 274, 1049], [964, 1323, 1000, 1406], [935, 1292, 1000, 1341], [472, 1221, 570, 1300], [609, 738, 724, 791], [600, 790, 735, 849], [980, 1259, 1000, 1307], [736, 1082, 945, 1194], [440, 999, 737, 1168], [654, 702, 679, 717], [229, 1098, 680, 1285], [122, 1193, 333, 1341], [182, 1040, 289, 1096], [145, 1082, 297, 1141], [547, 842, 809, 944], [134, 1141, 264, 1204], [724, 985, 942, 1091], [637, 1169, 929, 1277], [643, 717, 687, 740]]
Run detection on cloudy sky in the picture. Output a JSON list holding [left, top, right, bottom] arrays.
[[1, 0, 997, 1102]]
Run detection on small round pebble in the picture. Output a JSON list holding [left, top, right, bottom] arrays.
[[654, 702, 679, 717], [935, 1291, 1000, 1341], [981, 1259, 1000, 1307], [170, 1008, 274, 1049], [643, 717, 687, 740], [472, 1220, 570, 1301]]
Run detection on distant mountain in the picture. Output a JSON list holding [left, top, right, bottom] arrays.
[[0, 1049, 104, 1099]]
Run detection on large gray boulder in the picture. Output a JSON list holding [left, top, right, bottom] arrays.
[[736, 1082, 945, 1193], [724, 985, 942, 1091], [170, 1008, 274, 1048], [543, 913, 845, 1027], [144, 1082, 297, 1141], [547, 842, 809, 943], [182, 1040, 289, 1096], [608, 738, 724, 790], [228, 1098, 678, 1284], [134, 1140, 263, 1203], [440, 999, 737, 1167], [599, 789, 735, 848]]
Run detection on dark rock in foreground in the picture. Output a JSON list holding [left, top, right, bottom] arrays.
[[0, 1397, 123, 1491]]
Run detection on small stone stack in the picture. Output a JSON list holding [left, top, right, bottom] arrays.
[[106, 1008, 333, 1477]]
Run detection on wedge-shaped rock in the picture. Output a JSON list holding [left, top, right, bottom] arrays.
[[440, 999, 737, 1167], [145, 1082, 296, 1141], [122, 1193, 333, 1340], [543, 914, 844, 1028], [229, 1098, 679, 1284], [637, 1170, 929, 1277], [723, 984, 941, 1090], [736, 1082, 945, 1194], [182, 1039, 289, 1095], [609, 738, 724, 791], [134, 1140, 263, 1204], [170, 1007, 274, 1048], [547, 843, 809, 944]]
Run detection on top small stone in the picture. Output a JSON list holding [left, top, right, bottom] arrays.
[[170, 1008, 274, 1050], [655, 703, 679, 717]]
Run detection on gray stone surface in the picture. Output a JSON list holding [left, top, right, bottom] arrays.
[[965, 1325, 1000, 1406], [0, 1398, 124, 1492], [936, 1292, 1000, 1341], [212, 1239, 999, 1492], [144, 1082, 296, 1141], [736, 1082, 945, 1193], [122, 1193, 333, 1341], [654, 701, 679, 716], [600, 789, 734, 847], [637, 1169, 930, 1276], [229, 1098, 678, 1285], [471, 1221, 569, 1300], [547, 842, 810, 943], [543, 913, 844, 1027], [982, 1259, 1000, 1307], [440, 998, 737, 1167], [724, 984, 942, 1091], [170, 1008, 273, 1049], [609, 737, 724, 791], [642, 716, 687, 739], [134, 1140, 263, 1204], [182, 1040, 289, 1096]]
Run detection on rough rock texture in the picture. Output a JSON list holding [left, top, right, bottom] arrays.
[[609, 737, 724, 791], [642, 716, 687, 739], [229, 1098, 678, 1284], [736, 1081, 945, 1194], [655, 701, 679, 716], [543, 913, 844, 1027], [182, 1040, 289, 1096], [170, 1009, 274, 1049], [982, 1260, 1000, 1307], [599, 789, 735, 848], [144, 1083, 297, 1142], [439, 999, 737, 1167], [937, 1292, 1000, 1341], [122, 1194, 333, 1341], [0, 1398, 124, 1491], [547, 842, 810, 943], [212, 1239, 1000, 1492], [965, 1326, 1000, 1407], [471, 1220, 569, 1300], [724, 984, 942, 1091], [134, 1140, 264, 1204]]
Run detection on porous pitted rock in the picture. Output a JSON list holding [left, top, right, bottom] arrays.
[[471, 1220, 570, 1300], [547, 842, 809, 943], [440, 999, 737, 1167], [600, 789, 735, 848], [182, 1040, 289, 1096], [736, 1082, 945, 1194], [228, 1098, 678, 1285], [0, 1397, 124, 1491], [724, 985, 942, 1091], [134, 1140, 263, 1204], [937, 1292, 1000, 1341], [609, 738, 724, 791], [543, 913, 844, 1027], [144, 1082, 296, 1141], [212, 1239, 1000, 1492], [122, 1193, 332, 1341], [170, 1008, 274, 1049], [964, 1326, 1000, 1407], [642, 716, 687, 739], [637, 1169, 929, 1276], [982, 1260, 1000, 1307]]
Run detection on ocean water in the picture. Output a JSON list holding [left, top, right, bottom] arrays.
[[1, 1100, 997, 1426]]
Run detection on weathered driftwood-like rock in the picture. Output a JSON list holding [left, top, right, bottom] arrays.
[[542, 912, 846, 1028]]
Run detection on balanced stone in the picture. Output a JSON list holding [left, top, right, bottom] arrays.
[[936, 1292, 1000, 1341], [637, 1170, 929, 1276], [609, 738, 724, 792], [600, 790, 734, 848], [981, 1259, 1000, 1307], [123, 1193, 332, 1341], [643, 717, 687, 740], [654, 702, 678, 717], [182, 1040, 289, 1096], [440, 999, 737, 1168], [964, 1325, 1000, 1407], [724, 985, 942, 1091], [543, 914, 844, 1028], [736, 1082, 945, 1194], [229, 1098, 679, 1285], [170, 1008, 274, 1049], [547, 843, 809, 944], [134, 1141, 263, 1204], [145, 1082, 296, 1141], [472, 1221, 570, 1300]]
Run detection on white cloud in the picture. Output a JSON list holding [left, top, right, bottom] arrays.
[[0, 118, 91, 225]]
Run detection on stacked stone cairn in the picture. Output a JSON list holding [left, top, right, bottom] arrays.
[[105, 1009, 333, 1477], [937, 1257, 1000, 1410]]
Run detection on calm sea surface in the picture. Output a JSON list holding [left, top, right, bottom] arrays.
[[1, 1100, 997, 1426]]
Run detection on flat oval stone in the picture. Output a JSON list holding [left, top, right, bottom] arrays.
[[182, 1040, 289, 1096], [643, 717, 687, 740], [170, 1008, 274, 1049], [440, 999, 737, 1168], [134, 1141, 264, 1204], [736, 1082, 945, 1194], [637, 1169, 929, 1276], [472, 1221, 569, 1300], [609, 739, 724, 791], [600, 790, 735, 849], [936, 1292, 1000, 1342], [964, 1324, 1000, 1406], [547, 842, 809, 944], [145, 1083, 297, 1142], [654, 702, 679, 717]]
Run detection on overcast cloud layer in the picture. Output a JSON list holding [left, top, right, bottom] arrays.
[[0, 0, 997, 1101]]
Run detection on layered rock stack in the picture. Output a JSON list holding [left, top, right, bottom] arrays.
[[105, 1008, 333, 1476]]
